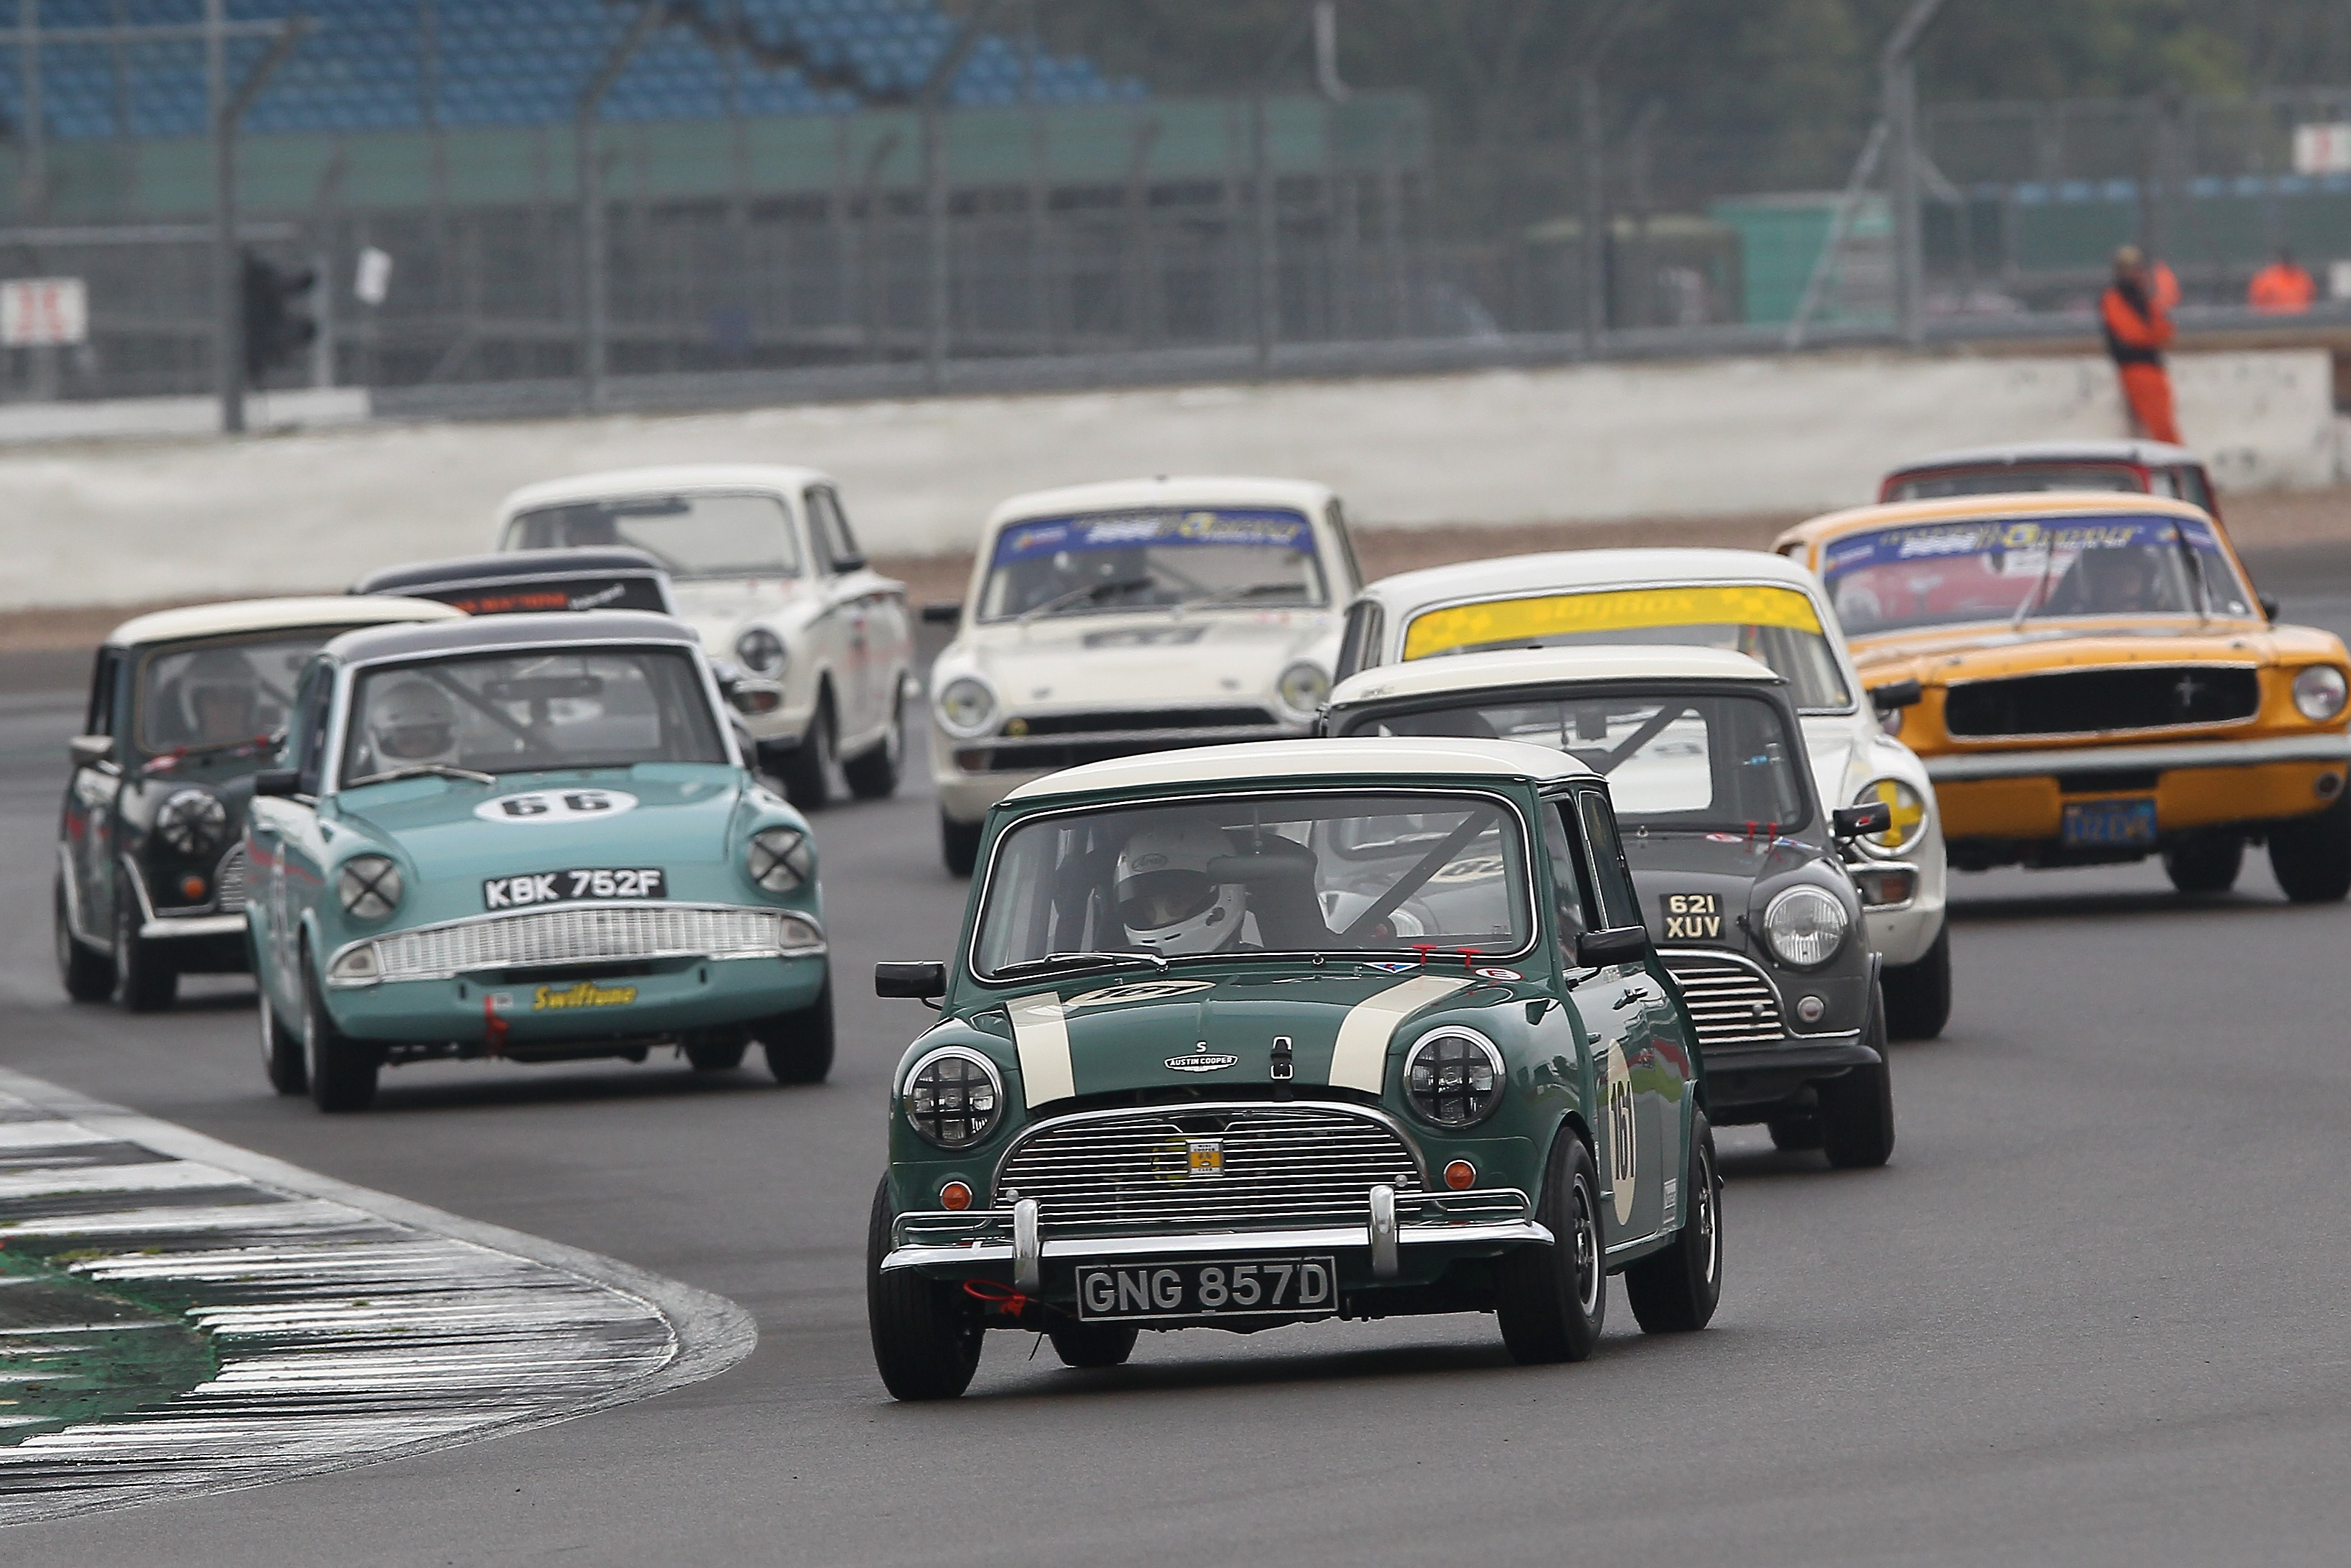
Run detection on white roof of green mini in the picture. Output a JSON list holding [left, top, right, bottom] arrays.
[[1330, 645, 1780, 709], [106, 596, 461, 650], [494, 464, 837, 522], [1005, 737, 1592, 803], [981, 475, 1337, 538]]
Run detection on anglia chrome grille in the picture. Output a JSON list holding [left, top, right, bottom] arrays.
[[364, 904, 817, 982], [214, 842, 249, 914], [993, 1105, 1425, 1235], [1661, 951, 1785, 1046]]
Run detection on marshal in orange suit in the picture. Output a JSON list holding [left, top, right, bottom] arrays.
[[2101, 245, 2180, 446]]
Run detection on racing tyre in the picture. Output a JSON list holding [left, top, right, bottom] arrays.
[[259, 986, 307, 1096], [684, 1036, 748, 1072], [941, 811, 982, 878], [757, 975, 834, 1084], [1881, 924, 1952, 1041], [1624, 1110, 1722, 1334], [2163, 835, 2243, 896], [1047, 1321, 1138, 1369], [112, 872, 177, 1013], [1494, 1132, 1606, 1365], [1765, 1112, 1822, 1152], [1818, 987, 1894, 1169], [867, 1179, 983, 1401], [2270, 794, 2351, 904], [55, 876, 115, 1003], [844, 689, 903, 801], [781, 694, 839, 812], [301, 959, 378, 1113]]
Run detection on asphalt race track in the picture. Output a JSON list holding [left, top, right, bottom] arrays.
[[7, 589, 2351, 1566]]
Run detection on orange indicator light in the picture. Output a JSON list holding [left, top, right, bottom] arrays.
[[939, 1181, 973, 1212], [180, 876, 207, 901], [1444, 1160, 1476, 1191]]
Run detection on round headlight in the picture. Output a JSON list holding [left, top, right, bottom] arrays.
[[1762, 885, 1849, 969], [903, 1047, 1003, 1149], [2294, 665, 2347, 722], [1276, 661, 1330, 716], [935, 677, 997, 738], [336, 854, 403, 921], [1402, 1027, 1506, 1128], [1851, 778, 1928, 856], [747, 825, 814, 893], [155, 788, 228, 856], [735, 627, 786, 675]]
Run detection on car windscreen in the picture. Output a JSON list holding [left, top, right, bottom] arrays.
[[1886, 465, 2143, 499], [503, 494, 799, 579], [339, 646, 727, 786], [1819, 512, 2255, 635], [1401, 585, 1851, 711], [977, 507, 1325, 622], [973, 791, 1532, 975], [137, 632, 331, 758], [1341, 690, 1811, 834]]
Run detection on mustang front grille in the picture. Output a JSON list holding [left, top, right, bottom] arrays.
[[214, 842, 249, 915], [1660, 951, 1785, 1046], [356, 903, 820, 983], [1943, 665, 2260, 739], [993, 1105, 1425, 1234]]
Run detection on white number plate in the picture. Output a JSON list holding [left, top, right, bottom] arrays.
[[483, 867, 668, 909], [1073, 1257, 1337, 1322]]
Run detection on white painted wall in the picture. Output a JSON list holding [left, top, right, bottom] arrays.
[[4, 348, 2332, 611]]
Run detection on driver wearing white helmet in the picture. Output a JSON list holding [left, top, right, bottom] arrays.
[[369, 678, 461, 771], [1115, 821, 1247, 956]]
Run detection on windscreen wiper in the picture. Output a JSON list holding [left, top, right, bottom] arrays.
[[991, 949, 1169, 979], [344, 762, 497, 788], [1017, 577, 1156, 624]]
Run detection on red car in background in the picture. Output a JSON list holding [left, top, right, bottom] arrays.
[[1879, 440, 2222, 524]]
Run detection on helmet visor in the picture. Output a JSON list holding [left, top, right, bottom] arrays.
[[1118, 869, 1218, 931]]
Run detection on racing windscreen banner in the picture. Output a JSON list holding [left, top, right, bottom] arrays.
[[420, 576, 671, 617], [1818, 513, 2225, 582], [990, 508, 1317, 567], [1402, 584, 1823, 661]]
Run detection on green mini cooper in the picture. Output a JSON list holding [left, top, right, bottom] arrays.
[[867, 737, 1722, 1399]]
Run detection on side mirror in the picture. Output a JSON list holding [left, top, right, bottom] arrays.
[[68, 734, 114, 768], [875, 961, 947, 1000], [2259, 591, 2281, 623], [921, 601, 964, 627], [1869, 679, 1923, 712], [1575, 925, 1650, 967], [831, 553, 868, 575], [709, 659, 744, 692], [1834, 801, 1894, 839], [252, 768, 302, 798]]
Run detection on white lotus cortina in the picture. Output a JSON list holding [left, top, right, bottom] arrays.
[[926, 476, 1363, 875]]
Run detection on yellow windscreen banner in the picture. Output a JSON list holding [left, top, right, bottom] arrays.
[[1402, 584, 1824, 660]]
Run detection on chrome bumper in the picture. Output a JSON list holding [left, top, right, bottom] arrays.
[[141, 912, 248, 941], [1927, 732, 2351, 783]]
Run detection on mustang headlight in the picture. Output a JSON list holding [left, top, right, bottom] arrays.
[[747, 825, 814, 893], [904, 1047, 1003, 1149], [336, 854, 403, 921], [735, 627, 786, 676], [1403, 1027, 1505, 1128], [1851, 778, 1927, 857], [1276, 661, 1330, 717], [2294, 665, 2348, 722], [1763, 885, 1849, 968], [935, 677, 997, 739], [155, 788, 228, 857]]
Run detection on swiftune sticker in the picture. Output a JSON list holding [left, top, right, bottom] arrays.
[[532, 980, 638, 1011]]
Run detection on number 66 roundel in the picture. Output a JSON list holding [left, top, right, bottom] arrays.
[[473, 789, 639, 824]]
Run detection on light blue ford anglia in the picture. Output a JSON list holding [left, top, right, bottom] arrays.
[[244, 612, 831, 1111]]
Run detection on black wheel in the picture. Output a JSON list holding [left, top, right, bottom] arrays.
[[1047, 1321, 1138, 1368], [2163, 834, 2244, 895], [781, 692, 840, 811], [866, 1179, 983, 1401], [55, 875, 115, 1003], [113, 871, 176, 1013], [756, 974, 834, 1084], [844, 688, 904, 801], [259, 985, 307, 1096], [1818, 986, 1894, 1169], [1494, 1131, 1606, 1365], [301, 957, 378, 1113], [941, 811, 982, 878], [1881, 923, 1952, 1041], [2270, 794, 2351, 903], [1765, 1112, 1822, 1152], [684, 1036, 748, 1072], [1624, 1109, 1723, 1334]]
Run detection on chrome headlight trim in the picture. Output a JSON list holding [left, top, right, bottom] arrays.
[[1851, 777, 1928, 859], [735, 626, 787, 676], [155, 788, 229, 857], [934, 676, 998, 739], [902, 1046, 1005, 1150], [1762, 884, 1850, 969], [747, 825, 814, 893], [1402, 1025, 1506, 1129], [336, 854, 404, 921], [1276, 660, 1331, 718], [2294, 665, 2348, 723]]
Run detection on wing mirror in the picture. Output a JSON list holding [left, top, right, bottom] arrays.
[[1869, 679, 1923, 712], [875, 961, 947, 1000], [1834, 801, 1894, 839], [252, 768, 302, 798], [68, 734, 114, 767], [2259, 591, 2281, 623], [920, 601, 964, 627], [1575, 925, 1650, 967]]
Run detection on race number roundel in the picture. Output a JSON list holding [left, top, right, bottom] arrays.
[[473, 789, 640, 825], [1600, 1040, 1637, 1227]]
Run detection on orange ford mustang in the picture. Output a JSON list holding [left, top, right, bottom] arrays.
[[1772, 493, 2351, 900]]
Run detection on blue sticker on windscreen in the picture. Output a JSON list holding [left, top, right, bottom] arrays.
[[1823, 514, 2221, 582], [993, 508, 1315, 566]]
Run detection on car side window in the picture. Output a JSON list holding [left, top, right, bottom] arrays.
[[86, 649, 119, 738], [290, 660, 335, 797], [806, 487, 865, 574], [1540, 799, 1592, 962], [1325, 500, 1363, 594], [2176, 466, 2217, 514], [1573, 790, 1641, 933], [1335, 601, 1385, 681]]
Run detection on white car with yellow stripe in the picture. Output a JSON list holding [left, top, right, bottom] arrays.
[[1335, 548, 1951, 1038]]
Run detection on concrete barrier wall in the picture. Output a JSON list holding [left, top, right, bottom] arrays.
[[6, 348, 2333, 612]]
